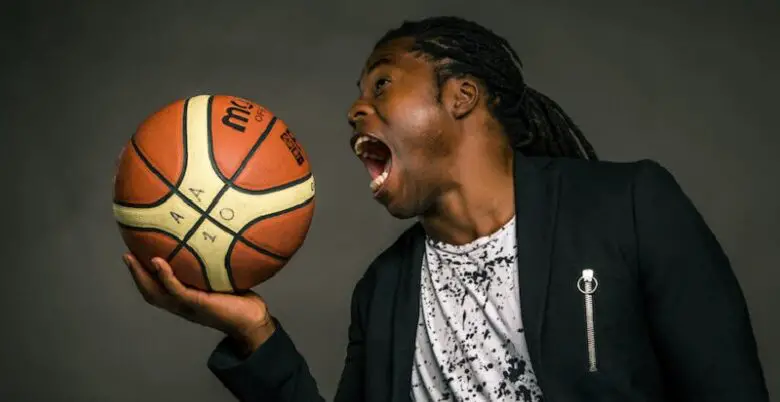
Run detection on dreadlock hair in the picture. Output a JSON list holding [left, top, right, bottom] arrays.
[[374, 16, 598, 160]]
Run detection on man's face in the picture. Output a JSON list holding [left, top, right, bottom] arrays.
[[348, 38, 458, 219]]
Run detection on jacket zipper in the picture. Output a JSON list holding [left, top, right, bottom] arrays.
[[577, 268, 598, 372]]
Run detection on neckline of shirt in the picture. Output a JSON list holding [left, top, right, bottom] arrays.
[[425, 215, 516, 255]]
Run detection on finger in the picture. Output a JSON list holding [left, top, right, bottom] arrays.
[[133, 253, 157, 275], [124, 253, 167, 305], [150, 257, 203, 305]]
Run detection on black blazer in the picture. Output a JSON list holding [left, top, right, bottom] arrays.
[[207, 154, 769, 402]]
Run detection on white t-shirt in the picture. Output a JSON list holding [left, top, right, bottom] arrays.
[[410, 216, 543, 401]]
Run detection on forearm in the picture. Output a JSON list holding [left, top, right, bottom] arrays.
[[208, 269, 371, 402], [208, 318, 326, 402]]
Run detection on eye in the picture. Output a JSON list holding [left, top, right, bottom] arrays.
[[374, 77, 390, 96]]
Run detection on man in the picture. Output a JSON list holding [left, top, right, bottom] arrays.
[[124, 16, 769, 402]]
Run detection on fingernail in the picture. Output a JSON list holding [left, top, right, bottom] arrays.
[[122, 255, 130, 267]]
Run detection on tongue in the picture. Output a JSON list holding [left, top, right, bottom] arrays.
[[363, 158, 386, 179]]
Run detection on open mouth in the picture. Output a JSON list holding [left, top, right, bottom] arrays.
[[352, 133, 392, 194]]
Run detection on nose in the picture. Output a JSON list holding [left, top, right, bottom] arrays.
[[347, 99, 372, 130]]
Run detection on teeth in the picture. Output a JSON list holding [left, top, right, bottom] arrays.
[[353, 135, 378, 155], [369, 159, 392, 192], [370, 170, 389, 192]]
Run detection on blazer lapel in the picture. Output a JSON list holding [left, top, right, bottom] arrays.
[[513, 154, 561, 373], [390, 223, 425, 402]]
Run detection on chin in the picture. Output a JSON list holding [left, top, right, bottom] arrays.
[[380, 194, 423, 220], [385, 207, 418, 220]]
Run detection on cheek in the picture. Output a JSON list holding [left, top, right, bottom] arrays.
[[384, 85, 440, 130], [398, 103, 440, 134], [387, 99, 448, 156]]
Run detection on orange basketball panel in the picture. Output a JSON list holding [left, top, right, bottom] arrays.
[[209, 95, 276, 181], [113, 144, 170, 205], [169, 246, 210, 291], [240, 200, 315, 258], [229, 240, 286, 291], [120, 229, 179, 273], [232, 119, 312, 191], [133, 99, 186, 185]]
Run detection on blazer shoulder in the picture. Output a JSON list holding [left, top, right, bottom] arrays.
[[549, 157, 671, 191], [355, 222, 424, 289], [540, 157, 684, 225]]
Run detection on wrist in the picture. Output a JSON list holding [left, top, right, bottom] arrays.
[[234, 317, 276, 356]]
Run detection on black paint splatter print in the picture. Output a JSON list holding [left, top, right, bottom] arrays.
[[410, 216, 543, 402]]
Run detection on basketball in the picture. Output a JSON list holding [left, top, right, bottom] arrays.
[[112, 95, 316, 293]]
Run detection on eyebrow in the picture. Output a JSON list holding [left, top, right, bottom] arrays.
[[355, 57, 393, 89]]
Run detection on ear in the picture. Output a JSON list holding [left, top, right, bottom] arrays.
[[443, 77, 480, 120]]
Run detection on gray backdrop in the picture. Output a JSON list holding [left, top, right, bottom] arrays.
[[2, 0, 777, 401]]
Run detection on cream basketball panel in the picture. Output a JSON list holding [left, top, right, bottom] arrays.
[[210, 175, 316, 233], [177, 95, 225, 210], [185, 218, 235, 292], [113, 194, 200, 241]]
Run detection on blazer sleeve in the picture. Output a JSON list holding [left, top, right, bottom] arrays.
[[632, 160, 769, 401], [333, 273, 369, 402], [207, 317, 326, 402], [206, 275, 371, 402]]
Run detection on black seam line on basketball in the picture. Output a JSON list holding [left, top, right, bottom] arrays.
[[185, 177, 315, 242], [222, 240, 239, 292], [124, 113, 215, 217], [181, 241, 214, 292], [116, 222, 179, 237], [221, 235, 285, 293], [116, 169, 312, 209], [206, 98, 278, 185], [125, 96, 188, 204], [124, 138, 208, 215], [166, 102, 278, 281], [206, 96, 230, 183], [221, 237, 280, 293], [166, 177, 305, 265], [229, 116, 278, 183], [237, 195, 314, 237], [224, 195, 315, 263], [237, 237, 289, 261], [201, 212, 238, 237], [229, 172, 313, 195], [115, 223, 213, 292], [118, 138, 177, 208], [116, 197, 239, 239], [204, 209, 288, 261], [173, 97, 190, 188], [165, 182, 232, 262], [113, 185, 203, 213], [167, 115, 277, 261], [127, 137, 200, 212]]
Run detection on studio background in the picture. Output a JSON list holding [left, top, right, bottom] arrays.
[[1, 0, 777, 400]]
